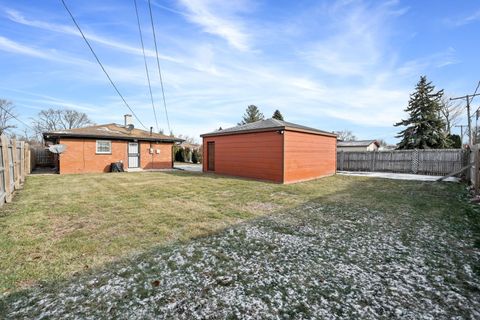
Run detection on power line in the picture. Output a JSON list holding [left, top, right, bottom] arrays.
[[470, 81, 480, 117], [472, 81, 480, 101], [133, 0, 159, 132], [0, 103, 35, 132], [147, 0, 171, 134], [60, 0, 147, 130], [450, 82, 480, 145]]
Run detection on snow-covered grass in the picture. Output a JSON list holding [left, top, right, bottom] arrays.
[[1, 177, 479, 319]]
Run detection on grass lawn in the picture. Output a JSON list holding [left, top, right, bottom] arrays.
[[1, 171, 479, 318]]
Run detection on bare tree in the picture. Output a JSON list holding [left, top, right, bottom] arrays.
[[440, 97, 463, 135], [10, 128, 41, 146], [177, 134, 199, 145], [376, 139, 388, 147], [32, 108, 93, 136], [333, 130, 356, 141], [0, 99, 17, 135], [59, 109, 92, 130]]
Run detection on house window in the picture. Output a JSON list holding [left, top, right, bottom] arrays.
[[96, 140, 112, 154]]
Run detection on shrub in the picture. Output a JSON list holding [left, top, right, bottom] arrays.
[[448, 134, 462, 148], [192, 149, 202, 163], [174, 146, 184, 162], [183, 147, 192, 162], [192, 150, 198, 163]]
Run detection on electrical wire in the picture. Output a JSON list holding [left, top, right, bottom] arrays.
[[147, 0, 171, 134], [0, 103, 35, 132], [133, 0, 159, 132], [60, 0, 148, 129], [466, 80, 480, 119]]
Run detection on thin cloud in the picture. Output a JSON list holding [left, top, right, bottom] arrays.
[[176, 0, 251, 51], [445, 9, 480, 27], [0, 36, 51, 59], [4, 8, 182, 63], [297, 1, 408, 77]]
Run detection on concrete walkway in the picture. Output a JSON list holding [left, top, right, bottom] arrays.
[[174, 162, 202, 172], [337, 171, 460, 182]]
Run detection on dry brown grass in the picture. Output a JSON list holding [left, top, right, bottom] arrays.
[[0, 170, 467, 294]]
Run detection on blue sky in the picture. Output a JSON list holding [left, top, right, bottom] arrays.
[[1, 0, 479, 143]]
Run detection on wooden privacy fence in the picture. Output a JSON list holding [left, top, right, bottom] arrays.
[[0, 135, 31, 205], [31, 147, 54, 167], [337, 149, 468, 176]]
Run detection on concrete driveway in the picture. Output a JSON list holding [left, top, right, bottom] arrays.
[[174, 162, 202, 172]]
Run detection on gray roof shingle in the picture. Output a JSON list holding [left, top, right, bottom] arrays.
[[43, 123, 184, 143], [337, 140, 378, 147], [201, 118, 335, 137]]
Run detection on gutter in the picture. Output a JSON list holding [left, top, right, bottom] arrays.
[[43, 133, 184, 143], [200, 126, 337, 138]]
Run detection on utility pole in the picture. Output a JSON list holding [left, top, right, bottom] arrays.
[[451, 92, 480, 145], [455, 124, 469, 144]]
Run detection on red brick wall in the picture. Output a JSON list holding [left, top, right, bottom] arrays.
[[283, 130, 336, 183], [59, 138, 173, 174], [139, 141, 173, 170], [203, 131, 283, 182]]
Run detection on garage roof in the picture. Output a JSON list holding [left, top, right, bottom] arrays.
[[201, 118, 336, 137]]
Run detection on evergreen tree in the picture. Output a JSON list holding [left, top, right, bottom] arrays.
[[238, 105, 264, 125], [272, 109, 284, 121], [447, 134, 462, 148], [394, 76, 449, 149]]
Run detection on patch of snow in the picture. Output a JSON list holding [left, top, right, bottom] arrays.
[[337, 171, 460, 182], [3, 203, 479, 319], [96, 127, 123, 134]]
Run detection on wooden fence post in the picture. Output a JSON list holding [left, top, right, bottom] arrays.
[[18, 141, 24, 184], [12, 139, 20, 190], [25, 143, 31, 174], [371, 151, 376, 171], [473, 145, 480, 195], [2, 135, 12, 203]]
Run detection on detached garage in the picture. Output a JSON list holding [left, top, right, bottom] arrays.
[[201, 119, 337, 184]]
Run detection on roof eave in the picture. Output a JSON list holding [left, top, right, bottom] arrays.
[[201, 126, 336, 138], [43, 132, 183, 143], [200, 126, 286, 137]]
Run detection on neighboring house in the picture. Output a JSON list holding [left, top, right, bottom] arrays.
[[43, 115, 183, 174], [200, 118, 337, 184], [337, 140, 380, 152], [177, 142, 202, 163], [179, 142, 201, 151], [379, 145, 396, 151]]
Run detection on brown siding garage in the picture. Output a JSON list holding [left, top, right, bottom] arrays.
[[284, 130, 336, 183], [201, 119, 336, 184], [203, 131, 284, 183]]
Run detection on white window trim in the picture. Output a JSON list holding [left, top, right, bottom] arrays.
[[96, 140, 112, 154]]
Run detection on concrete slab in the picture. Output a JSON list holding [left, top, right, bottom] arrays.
[[174, 163, 202, 172]]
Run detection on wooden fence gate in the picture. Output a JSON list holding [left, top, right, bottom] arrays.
[[337, 149, 468, 176]]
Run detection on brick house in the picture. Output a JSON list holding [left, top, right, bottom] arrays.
[[43, 116, 183, 174]]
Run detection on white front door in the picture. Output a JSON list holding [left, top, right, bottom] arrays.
[[128, 142, 140, 168]]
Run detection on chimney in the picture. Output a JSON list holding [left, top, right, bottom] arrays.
[[124, 114, 133, 127]]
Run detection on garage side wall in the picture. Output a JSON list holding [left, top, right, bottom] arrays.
[[59, 138, 127, 174], [283, 131, 336, 183], [203, 131, 284, 183]]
